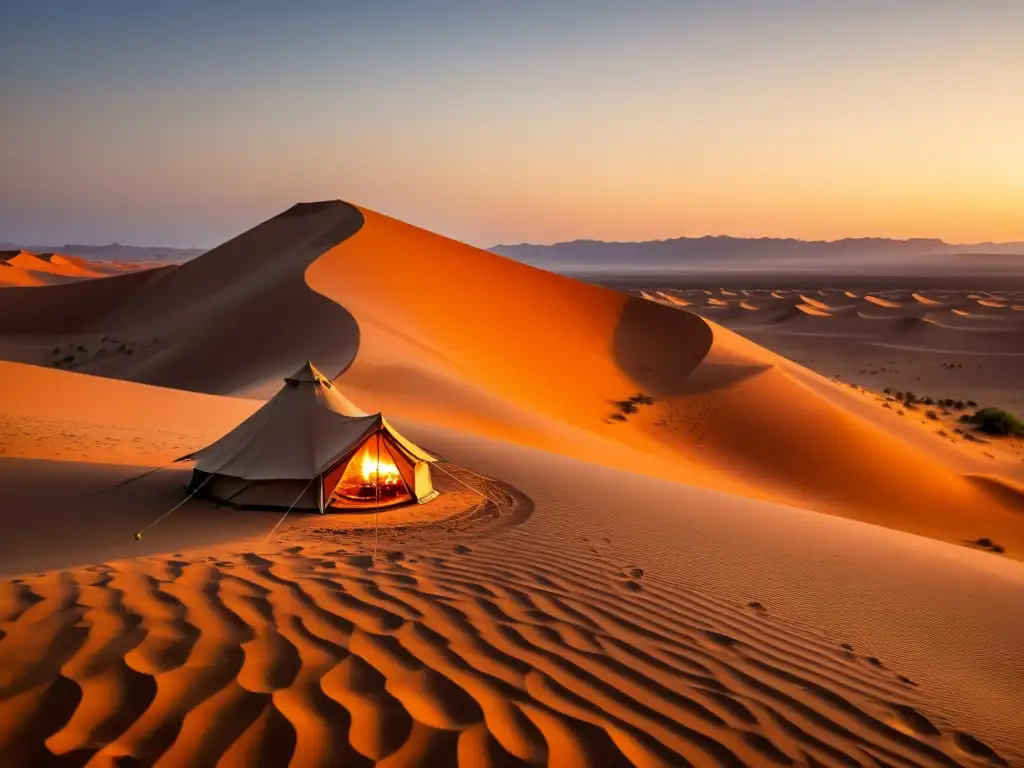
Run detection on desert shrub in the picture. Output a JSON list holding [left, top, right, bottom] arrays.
[[52, 346, 60, 354], [922, 397, 935, 405], [609, 413, 627, 422], [61, 354, 74, 364], [883, 387, 892, 394], [967, 400, 978, 407], [925, 410, 939, 420], [893, 391, 904, 401], [615, 400, 639, 414], [628, 394, 654, 406], [953, 401, 965, 410], [903, 391, 917, 405], [76, 345, 87, 352], [966, 408, 1024, 437], [882, 402, 892, 409], [973, 537, 1004, 553]]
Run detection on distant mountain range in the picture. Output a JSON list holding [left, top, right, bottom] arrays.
[[0, 242, 205, 263], [491, 236, 1024, 274]]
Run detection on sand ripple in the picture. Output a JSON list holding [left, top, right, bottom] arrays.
[[0, 538, 1007, 767]]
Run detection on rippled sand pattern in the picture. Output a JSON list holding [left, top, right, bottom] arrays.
[[0, 532, 1008, 767]]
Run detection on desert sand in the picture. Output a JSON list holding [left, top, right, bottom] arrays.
[[0, 250, 154, 288], [1, 201, 1022, 766]]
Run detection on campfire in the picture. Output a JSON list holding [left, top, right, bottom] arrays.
[[330, 443, 410, 503], [360, 446, 401, 489]]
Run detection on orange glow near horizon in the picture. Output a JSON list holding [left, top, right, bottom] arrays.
[[4, 3, 1024, 247]]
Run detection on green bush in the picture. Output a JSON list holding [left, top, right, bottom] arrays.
[[966, 408, 1024, 437]]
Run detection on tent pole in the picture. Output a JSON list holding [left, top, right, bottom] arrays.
[[373, 429, 381, 563]]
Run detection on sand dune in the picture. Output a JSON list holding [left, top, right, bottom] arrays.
[[0, 263, 44, 287], [655, 291, 690, 307], [794, 303, 832, 316], [1, 201, 1023, 765], [0, 250, 151, 288], [2, 366, 1023, 766], [864, 296, 904, 308], [0, 204, 364, 394]]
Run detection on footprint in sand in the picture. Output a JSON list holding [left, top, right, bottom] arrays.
[[954, 733, 1008, 765], [747, 601, 767, 613], [454, 544, 471, 554], [890, 704, 940, 737], [385, 551, 405, 563]]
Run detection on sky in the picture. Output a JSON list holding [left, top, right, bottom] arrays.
[[2, 0, 1023, 248]]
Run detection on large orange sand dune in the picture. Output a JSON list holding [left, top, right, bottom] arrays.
[[1, 201, 1023, 765]]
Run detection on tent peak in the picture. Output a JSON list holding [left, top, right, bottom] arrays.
[[285, 361, 331, 387]]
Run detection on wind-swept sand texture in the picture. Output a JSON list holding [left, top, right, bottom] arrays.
[[1, 202, 1023, 766]]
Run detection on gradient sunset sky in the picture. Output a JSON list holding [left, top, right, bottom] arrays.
[[2, 1, 1022, 248]]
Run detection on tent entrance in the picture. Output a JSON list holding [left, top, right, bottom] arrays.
[[326, 435, 413, 508]]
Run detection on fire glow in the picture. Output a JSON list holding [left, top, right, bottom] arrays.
[[360, 447, 401, 487]]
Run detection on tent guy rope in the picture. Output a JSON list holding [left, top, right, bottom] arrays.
[[263, 476, 317, 544], [134, 472, 214, 540], [433, 461, 502, 506], [91, 460, 179, 497]]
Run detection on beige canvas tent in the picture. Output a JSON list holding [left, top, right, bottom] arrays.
[[177, 362, 438, 512]]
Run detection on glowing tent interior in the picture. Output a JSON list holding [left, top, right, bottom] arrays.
[[176, 362, 439, 512]]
